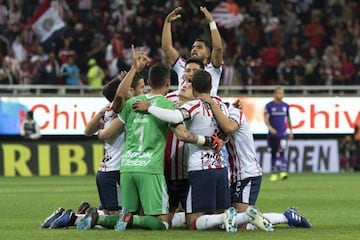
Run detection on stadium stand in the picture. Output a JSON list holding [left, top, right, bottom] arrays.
[[0, 0, 360, 96]]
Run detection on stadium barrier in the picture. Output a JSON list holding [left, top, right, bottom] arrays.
[[255, 140, 339, 173], [0, 137, 339, 177]]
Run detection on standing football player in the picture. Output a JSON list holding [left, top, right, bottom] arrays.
[[264, 87, 293, 181]]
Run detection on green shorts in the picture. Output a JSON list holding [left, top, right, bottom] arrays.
[[120, 172, 169, 215]]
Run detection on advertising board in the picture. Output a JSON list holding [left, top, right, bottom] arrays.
[[1, 96, 359, 135], [0, 139, 338, 176]]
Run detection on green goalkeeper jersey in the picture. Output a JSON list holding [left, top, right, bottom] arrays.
[[119, 94, 175, 174]]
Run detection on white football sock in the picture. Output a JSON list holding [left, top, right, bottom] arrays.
[[171, 212, 186, 228], [235, 212, 251, 226], [195, 214, 224, 230], [97, 210, 106, 216], [263, 213, 288, 225]]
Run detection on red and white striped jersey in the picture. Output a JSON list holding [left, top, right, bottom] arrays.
[[164, 129, 189, 180], [164, 91, 188, 180], [98, 104, 124, 172], [180, 97, 228, 171], [173, 57, 222, 96], [226, 106, 262, 182]]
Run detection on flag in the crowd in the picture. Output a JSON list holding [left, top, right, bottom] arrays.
[[211, 2, 243, 29], [30, 0, 65, 43]]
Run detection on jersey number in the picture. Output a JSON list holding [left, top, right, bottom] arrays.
[[134, 125, 144, 151]]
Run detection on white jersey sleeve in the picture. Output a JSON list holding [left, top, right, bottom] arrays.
[[226, 106, 262, 181], [205, 62, 222, 96], [99, 105, 125, 172], [172, 57, 186, 91]]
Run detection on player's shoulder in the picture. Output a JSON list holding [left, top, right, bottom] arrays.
[[148, 94, 175, 108], [206, 61, 223, 70], [211, 95, 223, 103], [180, 99, 201, 109], [124, 95, 143, 106], [228, 105, 239, 113], [186, 99, 201, 106], [265, 100, 275, 107], [147, 94, 169, 102], [166, 90, 179, 103], [230, 105, 246, 118], [211, 95, 228, 108], [282, 101, 290, 106], [173, 57, 186, 68]]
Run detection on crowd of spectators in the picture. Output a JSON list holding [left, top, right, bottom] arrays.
[[0, 0, 360, 88]]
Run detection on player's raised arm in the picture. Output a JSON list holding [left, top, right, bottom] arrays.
[[112, 45, 150, 112], [200, 6, 223, 68], [98, 117, 124, 141], [161, 7, 181, 65], [84, 104, 108, 136]]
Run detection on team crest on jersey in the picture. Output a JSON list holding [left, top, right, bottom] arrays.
[[179, 108, 191, 121], [282, 107, 287, 112]]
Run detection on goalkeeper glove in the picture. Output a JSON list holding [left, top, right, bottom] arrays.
[[197, 134, 222, 153], [205, 135, 222, 153]]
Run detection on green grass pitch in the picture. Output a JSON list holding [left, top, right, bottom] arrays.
[[1, 173, 359, 240]]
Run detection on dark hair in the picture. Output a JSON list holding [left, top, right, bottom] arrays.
[[131, 72, 144, 89], [194, 38, 212, 52], [27, 111, 34, 119], [185, 57, 205, 69], [148, 62, 170, 89], [102, 73, 144, 102], [191, 69, 212, 93], [102, 77, 121, 102]]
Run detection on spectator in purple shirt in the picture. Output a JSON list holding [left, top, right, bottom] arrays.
[[264, 87, 293, 181]]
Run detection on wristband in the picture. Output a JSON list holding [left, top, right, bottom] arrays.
[[196, 135, 206, 145], [209, 21, 217, 30]]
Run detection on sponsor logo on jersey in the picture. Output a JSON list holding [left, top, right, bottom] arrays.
[[134, 118, 149, 123], [123, 150, 153, 159], [122, 159, 151, 167]]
